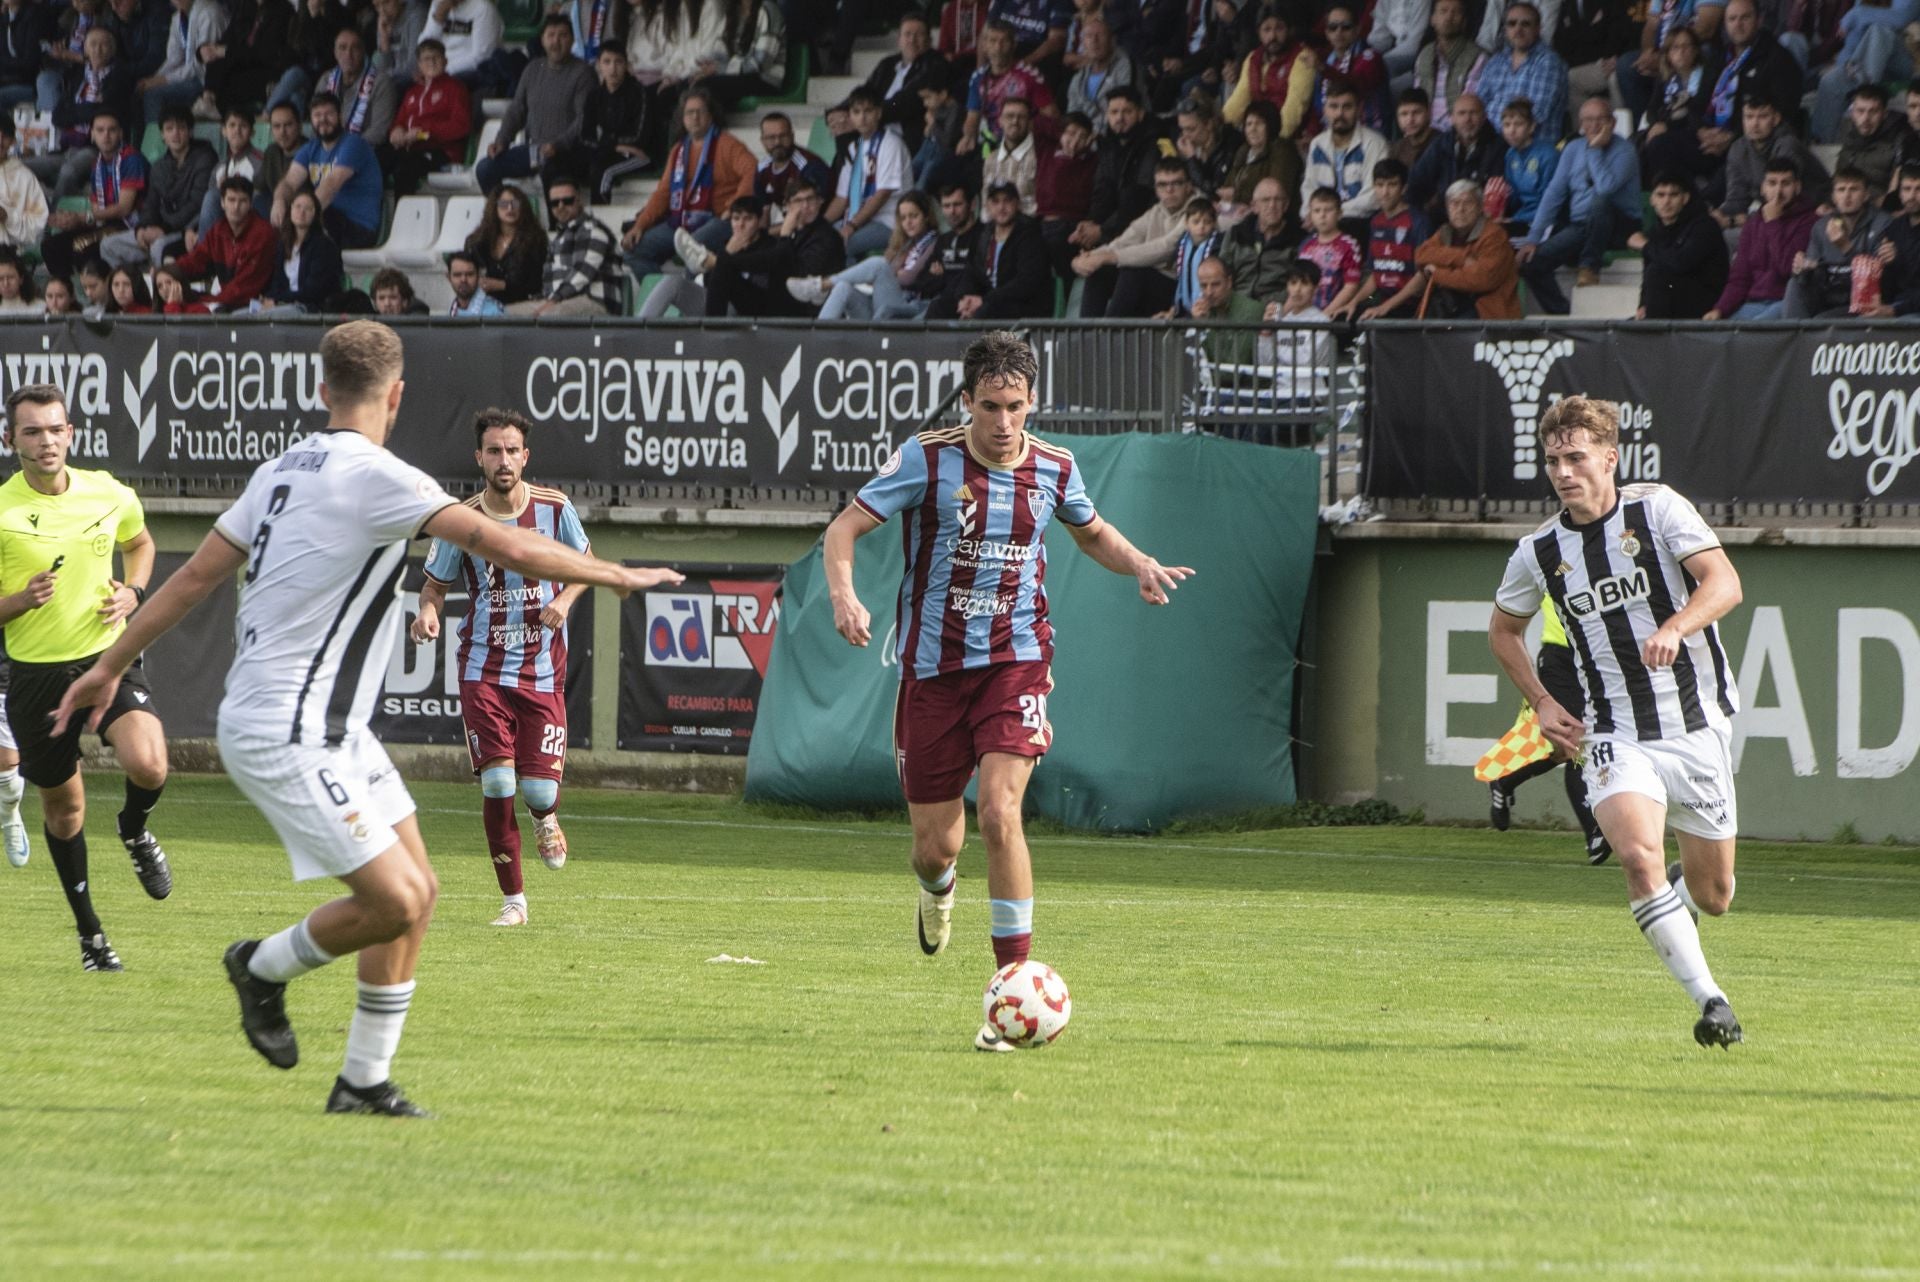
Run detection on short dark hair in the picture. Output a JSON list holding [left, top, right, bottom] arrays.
[[760, 110, 792, 129], [1397, 86, 1431, 108], [309, 91, 342, 113], [418, 37, 447, 58], [220, 175, 254, 198], [1502, 96, 1535, 121], [1105, 84, 1144, 110], [962, 330, 1038, 398], [728, 193, 765, 216], [1062, 110, 1094, 132], [1283, 261, 1320, 288], [88, 106, 122, 128], [0, 114, 12, 142], [447, 250, 481, 272], [1851, 82, 1890, 106], [1154, 155, 1189, 178], [984, 17, 1016, 38], [997, 94, 1031, 115], [938, 182, 973, 203], [474, 406, 533, 447], [1900, 162, 1920, 186], [1743, 93, 1780, 113], [1184, 195, 1218, 219], [1762, 156, 1802, 179], [224, 105, 255, 128], [1373, 157, 1409, 183], [1321, 76, 1359, 105], [4, 383, 66, 428], [1650, 171, 1691, 192], [270, 100, 301, 121], [370, 267, 415, 299], [1832, 164, 1873, 188], [786, 176, 823, 202], [846, 86, 883, 110], [541, 11, 573, 33], [1307, 185, 1341, 207], [160, 106, 195, 130], [1257, 5, 1289, 28]]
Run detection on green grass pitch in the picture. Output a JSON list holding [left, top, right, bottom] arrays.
[[3, 775, 1917, 1280]]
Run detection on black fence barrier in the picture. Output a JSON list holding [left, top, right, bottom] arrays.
[[1364, 319, 1920, 514]]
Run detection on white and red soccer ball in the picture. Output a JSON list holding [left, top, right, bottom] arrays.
[[982, 961, 1072, 1047]]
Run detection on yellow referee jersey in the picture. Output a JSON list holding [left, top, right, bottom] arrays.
[[0, 468, 146, 663], [1540, 595, 1567, 649]]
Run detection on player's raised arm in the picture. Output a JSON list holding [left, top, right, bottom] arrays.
[[823, 504, 885, 647], [1065, 516, 1194, 605], [52, 529, 249, 734], [422, 504, 682, 597]]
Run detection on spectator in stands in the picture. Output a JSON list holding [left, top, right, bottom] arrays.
[[469, 184, 548, 302], [620, 84, 752, 277], [1784, 166, 1895, 316], [981, 94, 1039, 213], [1837, 83, 1910, 201], [625, 0, 725, 154], [1413, 0, 1488, 129], [1296, 186, 1366, 313], [0, 0, 52, 115], [1175, 95, 1238, 202], [754, 110, 830, 223], [1072, 154, 1187, 316], [371, 266, 431, 314], [1474, 2, 1569, 141], [1636, 26, 1719, 183], [1187, 255, 1263, 364], [1705, 156, 1815, 317], [106, 262, 153, 312], [1316, 4, 1389, 134], [37, 28, 135, 200], [1500, 97, 1556, 233], [1518, 95, 1640, 312], [1619, 0, 1724, 123], [477, 14, 592, 193], [518, 174, 624, 314], [1875, 163, 1920, 312], [1810, 0, 1918, 143], [1163, 0, 1256, 115], [423, 0, 506, 89], [447, 248, 506, 314], [261, 186, 343, 311], [45, 0, 102, 114], [283, 0, 354, 114], [1162, 195, 1221, 317], [1306, 79, 1391, 227], [1557, 0, 1635, 105], [1630, 172, 1729, 320], [274, 91, 383, 249], [1071, 86, 1169, 259], [912, 68, 963, 185], [855, 13, 945, 154], [639, 191, 765, 316], [1221, 175, 1301, 303], [699, 0, 786, 112], [1392, 89, 1443, 210], [786, 188, 942, 319], [259, 100, 304, 210], [386, 38, 471, 197], [1339, 158, 1431, 317], [1890, 87, 1920, 189], [1037, 108, 1094, 275], [371, 0, 431, 81], [960, 19, 1056, 156], [1716, 94, 1826, 230], [990, 0, 1069, 67], [1219, 99, 1300, 214], [138, 0, 229, 129], [1413, 177, 1522, 315], [77, 257, 111, 316], [924, 181, 979, 314], [946, 178, 1051, 317], [1224, 6, 1315, 141], [1425, 93, 1506, 221], [133, 106, 216, 264], [194, 107, 264, 240], [1066, 16, 1133, 125], [767, 174, 845, 308], [0, 117, 48, 253], [103, 0, 170, 87], [171, 174, 276, 308], [41, 111, 146, 279], [675, 178, 843, 316], [573, 44, 648, 201], [197, 0, 299, 121], [0, 251, 38, 315], [1258, 261, 1336, 403], [1708, 0, 1801, 136], [152, 260, 204, 311], [827, 86, 913, 258], [1370, 0, 1434, 87], [43, 277, 80, 315], [315, 26, 398, 144]]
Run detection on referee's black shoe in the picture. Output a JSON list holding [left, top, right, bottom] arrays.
[[123, 831, 172, 900], [326, 1077, 430, 1118], [224, 940, 299, 1069], [1693, 996, 1743, 1049], [79, 932, 123, 972], [1487, 782, 1514, 831]]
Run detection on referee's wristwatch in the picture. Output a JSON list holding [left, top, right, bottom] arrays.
[[128, 584, 146, 606]]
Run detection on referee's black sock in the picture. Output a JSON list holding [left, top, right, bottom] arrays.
[[45, 828, 102, 938], [118, 781, 164, 842], [1498, 757, 1558, 792]]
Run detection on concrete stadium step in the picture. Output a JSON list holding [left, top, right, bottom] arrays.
[[808, 74, 862, 108], [1569, 282, 1639, 318]]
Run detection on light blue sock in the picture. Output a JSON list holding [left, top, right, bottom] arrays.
[[916, 865, 955, 895], [989, 898, 1033, 938]]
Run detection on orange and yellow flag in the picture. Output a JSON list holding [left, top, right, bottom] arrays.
[[1474, 702, 1553, 782]]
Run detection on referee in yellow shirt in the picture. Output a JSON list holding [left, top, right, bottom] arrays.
[[1, 384, 172, 972], [1487, 596, 1610, 865]]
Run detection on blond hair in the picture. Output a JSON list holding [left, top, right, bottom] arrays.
[[320, 320, 405, 405], [1537, 395, 1619, 452]]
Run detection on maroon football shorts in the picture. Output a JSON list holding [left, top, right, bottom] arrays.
[[462, 680, 569, 779], [893, 662, 1054, 804]]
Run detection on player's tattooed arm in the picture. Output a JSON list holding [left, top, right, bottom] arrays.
[[1066, 517, 1194, 606]]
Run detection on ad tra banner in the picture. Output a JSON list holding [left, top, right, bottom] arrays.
[[617, 565, 785, 754], [1366, 326, 1920, 505], [374, 560, 595, 748], [0, 320, 1133, 490]]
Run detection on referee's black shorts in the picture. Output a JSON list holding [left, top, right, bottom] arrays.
[[6, 653, 159, 789], [1536, 642, 1585, 722]]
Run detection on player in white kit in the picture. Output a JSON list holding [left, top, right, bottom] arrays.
[[1488, 396, 1746, 1050], [54, 322, 683, 1115]]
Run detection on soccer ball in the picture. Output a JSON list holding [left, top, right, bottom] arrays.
[[982, 961, 1072, 1047]]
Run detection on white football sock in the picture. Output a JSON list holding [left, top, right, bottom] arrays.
[[503, 892, 527, 911], [1669, 866, 1701, 916], [341, 980, 415, 1088], [0, 766, 23, 820], [248, 917, 335, 982], [1631, 886, 1723, 1009]]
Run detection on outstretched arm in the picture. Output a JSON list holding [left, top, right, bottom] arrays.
[[423, 503, 680, 595], [1065, 516, 1194, 604]]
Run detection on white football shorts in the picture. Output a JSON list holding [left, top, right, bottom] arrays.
[[218, 726, 416, 881], [0, 691, 14, 753], [1583, 723, 1738, 840]]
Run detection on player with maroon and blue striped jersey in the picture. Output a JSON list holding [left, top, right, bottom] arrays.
[[413, 409, 591, 928], [823, 331, 1194, 1053]]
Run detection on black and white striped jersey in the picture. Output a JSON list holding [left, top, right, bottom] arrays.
[[212, 430, 458, 747], [1496, 483, 1739, 742]]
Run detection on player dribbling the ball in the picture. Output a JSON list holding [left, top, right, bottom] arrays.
[[822, 331, 1193, 1052]]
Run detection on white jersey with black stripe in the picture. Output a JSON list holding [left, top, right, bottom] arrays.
[[212, 429, 457, 747], [1496, 483, 1740, 742]]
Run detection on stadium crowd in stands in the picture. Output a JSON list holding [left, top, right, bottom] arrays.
[[0, 0, 1914, 324]]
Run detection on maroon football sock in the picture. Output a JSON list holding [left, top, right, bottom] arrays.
[[991, 932, 1031, 968], [484, 796, 524, 895]]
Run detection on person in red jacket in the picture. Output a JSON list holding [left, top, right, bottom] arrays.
[[169, 177, 281, 312], [385, 39, 473, 197]]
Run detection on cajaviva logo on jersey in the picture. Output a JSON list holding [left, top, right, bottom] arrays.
[[1474, 339, 1662, 485], [1809, 340, 1920, 496]]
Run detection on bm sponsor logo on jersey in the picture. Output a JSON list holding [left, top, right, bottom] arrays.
[[1564, 567, 1651, 618]]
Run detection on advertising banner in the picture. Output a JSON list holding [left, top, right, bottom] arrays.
[[1366, 325, 1920, 505], [617, 564, 785, 753]]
